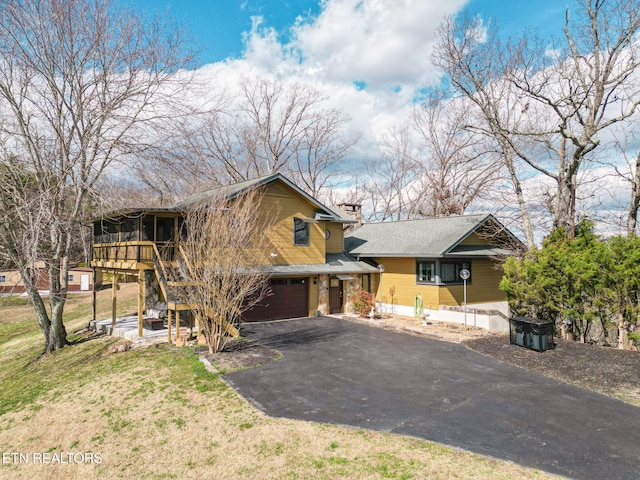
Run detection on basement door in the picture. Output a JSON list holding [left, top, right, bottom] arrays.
[[329, 277, 343, 314]]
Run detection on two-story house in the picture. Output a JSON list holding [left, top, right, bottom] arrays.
[[91, 173, 378, 340], [91, 173, 522, 340]]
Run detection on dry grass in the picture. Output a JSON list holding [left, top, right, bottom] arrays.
[[0, 286, 556, 479]]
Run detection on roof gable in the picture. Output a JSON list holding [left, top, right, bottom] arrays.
[[171, 173, 346, 222], [345, 214, 522, 257], [92, 173, 355, 224]]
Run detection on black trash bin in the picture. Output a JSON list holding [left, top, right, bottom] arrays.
[[509, 316, 555, 352]]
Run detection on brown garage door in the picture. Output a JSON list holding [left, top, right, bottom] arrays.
[[242, 277, 309, 322]]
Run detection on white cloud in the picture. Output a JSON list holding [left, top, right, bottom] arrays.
[[181, 0, 640, 238], [289, 0, 467, 89], [237, 0, 467, 93], [241, 16, 288, 73], [200, 1, 468, 168]]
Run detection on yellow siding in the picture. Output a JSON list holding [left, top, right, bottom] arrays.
[[459, 232, 491, 246], [325, 222, 344, 254], [372, 257, 440, 309], [260, 184, 326, 265], [438, 287, 459, 306], [439, 259, 505, 306], [374, 257, 506, 309], [92, 178, 344, 271]]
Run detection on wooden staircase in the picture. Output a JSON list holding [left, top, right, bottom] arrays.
[[150, 244, 239, 344]]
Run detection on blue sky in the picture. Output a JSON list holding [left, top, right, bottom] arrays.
[[130, 0, 566, 66], [123, 1, 631, 233], [130, 0, 321, 63], [127, 0, 571, 156], [124, 0, 578, 178]]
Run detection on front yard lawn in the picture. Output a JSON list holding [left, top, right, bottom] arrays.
[[0, 285, 556, 479]]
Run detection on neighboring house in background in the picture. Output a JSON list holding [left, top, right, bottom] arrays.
[[90, 173, 378, 340], [345, 215, 524, 331], [0, 262, 98, 294]]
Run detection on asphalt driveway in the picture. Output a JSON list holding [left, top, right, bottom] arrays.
[[223, 317, 640, 480]]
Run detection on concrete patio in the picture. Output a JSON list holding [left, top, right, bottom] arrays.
[[89, 316, 193, 344]]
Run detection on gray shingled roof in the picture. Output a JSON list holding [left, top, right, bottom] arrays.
[[171, 173, 345, 223], [172, 174, 276, 210], [267, 253, 378, 276], [325, 205, 359, 224], [345, 214, 507, 257]]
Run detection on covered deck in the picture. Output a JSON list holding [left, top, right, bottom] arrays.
[[91, 209, 207, 344]]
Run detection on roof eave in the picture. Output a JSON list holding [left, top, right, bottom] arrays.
[[350, 253, 445, 258], [88, 207, 177, 223]]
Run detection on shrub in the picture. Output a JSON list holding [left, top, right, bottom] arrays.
[[350, 288, 374, 317]]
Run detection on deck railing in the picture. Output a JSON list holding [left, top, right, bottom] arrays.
[[92, 241, 175, 263]]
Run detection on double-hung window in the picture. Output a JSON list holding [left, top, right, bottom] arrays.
[[416, 261, 436, 283]]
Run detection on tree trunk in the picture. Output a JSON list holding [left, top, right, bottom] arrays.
[[28, 286, 51, 346], [41, 258, 69, 353], [617, 310, 628, 350], [627, 151, 640, 236], [505, 153, 535, 250], [47, 297, 68, 353], [553, 169, 572, 233]]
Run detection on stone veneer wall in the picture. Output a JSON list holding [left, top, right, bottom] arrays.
[[144, 270, 161, 311], [344, 274, 362, 314], [317, 274, 329, 315]]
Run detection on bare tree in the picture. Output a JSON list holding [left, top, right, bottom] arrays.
[[607, 131, 640, 235], [627, 151, 640, 235], [325, 173, 368, 206], [177, 189, 276, 354], [362, 91, 502, 222], [0, 0, 195, 353], [363, 127, 422, 221], [412, 92, 502, 217], [435, 0, 640, 243], [144, 76, 358, 202], [433, 15, 536, 248], [504, 0, 640, 236], [287, 109, 360, 201]]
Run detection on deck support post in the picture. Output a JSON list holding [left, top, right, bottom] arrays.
[[138, 269, 144, 338], [92, 267, 97, 322], [167, 309, 173, 344], [111, 271, 118, 330], [176, 310, 181, 344]]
